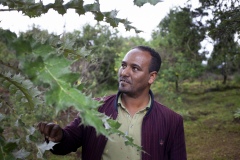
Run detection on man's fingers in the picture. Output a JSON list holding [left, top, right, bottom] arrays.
[[49, 124, 63, 142], [37, 122, 54, 136], [43, 123, 55, 137], [37, 122, 47, 134], [37, 122, 63, 142]]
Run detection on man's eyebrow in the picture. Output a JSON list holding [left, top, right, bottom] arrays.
[[121, 61, 141, 69], [131, 63, 142, 70]]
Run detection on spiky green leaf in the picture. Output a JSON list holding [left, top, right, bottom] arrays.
[[36, 141, 57, 159], [134, 0, 163, 7], [0, 73, 42, 109]]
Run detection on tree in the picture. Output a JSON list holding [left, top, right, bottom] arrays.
[[151, 7, 206, 92], [193, 0, 240, 84], [207, 32, 240, 84], [195, 0, 240, 38]]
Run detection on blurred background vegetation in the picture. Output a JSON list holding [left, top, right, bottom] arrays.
[[0, 0, 240, 159]]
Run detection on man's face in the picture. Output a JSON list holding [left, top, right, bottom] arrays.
[[118, 48, 155, 97]]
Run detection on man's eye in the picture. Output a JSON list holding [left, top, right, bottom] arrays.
[[133, 67, 138, 71], [121, 64, 126, 68]]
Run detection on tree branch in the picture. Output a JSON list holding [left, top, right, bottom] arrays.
[[0, 9, 18, 12]]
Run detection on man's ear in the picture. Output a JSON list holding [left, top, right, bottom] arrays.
[[148, 71, 157, 84]]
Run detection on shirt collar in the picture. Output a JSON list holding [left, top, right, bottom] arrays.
[[117, 93, 151, 111]]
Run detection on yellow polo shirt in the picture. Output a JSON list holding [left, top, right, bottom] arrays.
[[102, 94, 151, 160]]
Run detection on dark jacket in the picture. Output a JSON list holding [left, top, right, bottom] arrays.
[[51, 91, 187, 160]]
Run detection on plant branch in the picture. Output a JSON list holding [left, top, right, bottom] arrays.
[[0, 9, 18, 11]]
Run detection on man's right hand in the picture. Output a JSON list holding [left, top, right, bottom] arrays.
[[37, 122, 63, 143]]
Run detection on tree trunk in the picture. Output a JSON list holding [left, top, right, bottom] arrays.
[[175, 80, 179, 92], [222, 64, 227, 84], [223, 74, 227, 84], [175, 74, 179, 92]]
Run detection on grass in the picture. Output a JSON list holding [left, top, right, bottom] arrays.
[[46, 80, 240, 160], [178, 81, 240, 160]]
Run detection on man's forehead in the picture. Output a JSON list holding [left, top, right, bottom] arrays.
[[122, 49, 151, 65], [124, 49, 150, 60]]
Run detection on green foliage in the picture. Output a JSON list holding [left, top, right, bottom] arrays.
[[0, 72, 41, 109], [0, 0, 163, 159], [234, 108, 240, 119], [233, 73, 240, 84], [193, 0, 240, 81], [0, 28, 104, 158], [0, 26, 150, 159], [61, 24, 125, 93], [151, 7, 206, 92], [151, 79, 184, 110], [0, 71, 50, 159], [196, 0, 240, 39], [0, 0, 153, 33], [134, 0, 163, 7]]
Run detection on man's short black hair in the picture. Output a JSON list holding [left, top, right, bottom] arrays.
[[133, 46, 162, 73]]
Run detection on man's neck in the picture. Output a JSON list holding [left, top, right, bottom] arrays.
[[121, 92, 150, 117]]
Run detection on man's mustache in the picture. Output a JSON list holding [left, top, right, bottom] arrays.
[[119, 77, 131, 84]]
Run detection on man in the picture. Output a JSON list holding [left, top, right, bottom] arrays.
[[38, 46, 187, 160]]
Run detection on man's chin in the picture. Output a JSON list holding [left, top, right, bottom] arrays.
[[118, 87, 128, 93]]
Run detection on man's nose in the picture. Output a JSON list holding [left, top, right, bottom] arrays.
[[120, 66, 130, 76]]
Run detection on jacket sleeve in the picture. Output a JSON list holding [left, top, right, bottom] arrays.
[[50, 117, 84, 155], [169, 116, 187, 160]]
